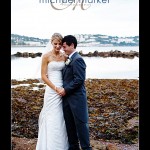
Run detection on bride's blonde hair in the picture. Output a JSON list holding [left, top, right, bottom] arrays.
[[51, 33, 63, 43]]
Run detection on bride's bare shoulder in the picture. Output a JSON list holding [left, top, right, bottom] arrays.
[[41, 52, 52, 62], [42, 51, 51, 58]]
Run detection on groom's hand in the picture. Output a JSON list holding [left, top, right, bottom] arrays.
[[58, 88, 66, 96], [56, 87, 62, 94]]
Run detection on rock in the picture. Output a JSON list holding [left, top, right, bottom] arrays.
[[91, 140, 106, 150], [106, 143, 119, 150]]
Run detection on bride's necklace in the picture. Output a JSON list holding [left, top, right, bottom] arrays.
[[51, 51, 62, 60]]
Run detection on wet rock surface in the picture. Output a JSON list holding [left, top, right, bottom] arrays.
[[11, 79, 139, 149]]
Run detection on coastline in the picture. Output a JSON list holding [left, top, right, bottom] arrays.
[[11, 45, 46, 47], [11, 45, 139, 47], [11, 78, 139, 150]]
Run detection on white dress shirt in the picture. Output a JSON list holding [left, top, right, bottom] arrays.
[[69, 50, 76, 58]]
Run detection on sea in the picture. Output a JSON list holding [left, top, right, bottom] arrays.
[[11, 46, 139, 80]]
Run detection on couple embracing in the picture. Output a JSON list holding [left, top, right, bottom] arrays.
[[36, 33, 92, 150]]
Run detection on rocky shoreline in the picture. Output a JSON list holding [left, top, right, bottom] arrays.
[[11, 78, 139, 150], [11, 50, 139, 59]]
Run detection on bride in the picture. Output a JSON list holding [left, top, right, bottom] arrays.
[[36, 33, 69, 150]]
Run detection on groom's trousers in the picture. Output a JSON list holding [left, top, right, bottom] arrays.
[[63, 100, 92, 150]]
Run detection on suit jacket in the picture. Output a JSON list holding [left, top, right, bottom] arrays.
[[62, 52, 89, 123]]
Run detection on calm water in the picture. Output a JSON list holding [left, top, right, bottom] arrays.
[[11, 46, 139, 80]]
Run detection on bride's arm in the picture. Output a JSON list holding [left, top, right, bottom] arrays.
[[41, 54, 56, 91]]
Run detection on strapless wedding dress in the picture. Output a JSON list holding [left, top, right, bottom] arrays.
[[36, 61, 69, 150]]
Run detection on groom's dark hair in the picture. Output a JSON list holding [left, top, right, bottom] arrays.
[[62, 35, 77, 49]]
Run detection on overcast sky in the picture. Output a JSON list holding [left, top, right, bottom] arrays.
[[11, 0, 139, 39]]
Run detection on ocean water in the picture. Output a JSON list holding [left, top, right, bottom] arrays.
[[11, 46, 139, 80]]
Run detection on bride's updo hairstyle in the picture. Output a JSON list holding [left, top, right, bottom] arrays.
[[51, 33, 63, 43]]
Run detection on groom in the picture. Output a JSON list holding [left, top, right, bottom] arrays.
[[59, 35, 92, 150]]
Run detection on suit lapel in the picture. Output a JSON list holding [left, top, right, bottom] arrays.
[[62, 64, 67, 76], [62, 52, 78, 76]]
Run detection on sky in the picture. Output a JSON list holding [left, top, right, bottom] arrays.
[[11, 0, 139, 39]]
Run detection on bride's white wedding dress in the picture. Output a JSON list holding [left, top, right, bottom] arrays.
[[36, 61, 69, 150]]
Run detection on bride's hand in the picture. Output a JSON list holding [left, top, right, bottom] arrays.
[[56, 87, 63, 94], [56, 87, 66, 96]]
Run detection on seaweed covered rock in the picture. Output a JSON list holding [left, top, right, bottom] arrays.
[[11, 79, 139, 144]]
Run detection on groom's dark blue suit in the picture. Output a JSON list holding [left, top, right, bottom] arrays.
[[62, 52, 92, 150]]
